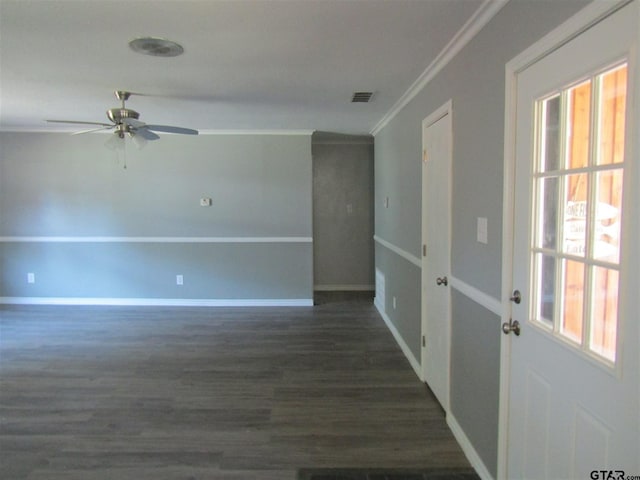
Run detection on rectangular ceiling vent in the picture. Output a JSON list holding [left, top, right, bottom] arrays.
[[351, 91, 374, 103]]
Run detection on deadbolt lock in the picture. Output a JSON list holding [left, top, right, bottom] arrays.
[[510, 289, 522, 304]]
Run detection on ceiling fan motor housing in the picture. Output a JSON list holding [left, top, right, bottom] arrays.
[[107, 108, 140, 124]]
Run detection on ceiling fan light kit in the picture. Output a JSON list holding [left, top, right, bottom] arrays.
[[47, 89, 198, 142]]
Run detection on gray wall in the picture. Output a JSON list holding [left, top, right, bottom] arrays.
[[312, 132, 374, 290], [0, 132, 313, 302], [450, 290, 501, 475], [373, 0, 590, 476]]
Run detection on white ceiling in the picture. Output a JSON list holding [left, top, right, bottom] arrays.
[[0, 0, 486, 135]]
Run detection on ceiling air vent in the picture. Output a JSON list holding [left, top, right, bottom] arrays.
[[351, 92, 374, 103], [129, 37, 184, 57]]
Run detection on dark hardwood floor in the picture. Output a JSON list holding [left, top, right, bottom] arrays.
[[1, 293, 474, 479]]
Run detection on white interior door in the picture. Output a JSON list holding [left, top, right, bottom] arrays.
[[421, 101, 452, 412], [504, 3, 639, 478]]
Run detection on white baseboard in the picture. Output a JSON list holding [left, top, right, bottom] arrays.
[[374, 301, 422, 380], [0, 297, 314, 307], [373, 296, 384, 313], [447, 413, 494, 480], [314, 284, 375, 291]]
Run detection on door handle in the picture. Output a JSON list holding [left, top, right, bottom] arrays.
[[502, 318, 521, 336], [436, 276, 448, 286]]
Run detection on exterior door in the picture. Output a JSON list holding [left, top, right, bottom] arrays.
[[421, 101, 452, 411], [504, 2, 639, 478]]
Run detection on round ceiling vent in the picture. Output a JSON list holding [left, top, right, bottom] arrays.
[[129, 37, 184, 57]]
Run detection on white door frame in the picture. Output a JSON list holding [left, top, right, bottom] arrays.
[[421, 99, 453, 411], [498, 1, 636, 478]]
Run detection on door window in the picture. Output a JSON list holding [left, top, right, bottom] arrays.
[[531, 63, 627, 364]]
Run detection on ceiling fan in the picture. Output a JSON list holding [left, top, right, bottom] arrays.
[[46, 90, 199, 142]]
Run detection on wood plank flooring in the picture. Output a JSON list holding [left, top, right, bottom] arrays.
[[0, 293, 474, 479]]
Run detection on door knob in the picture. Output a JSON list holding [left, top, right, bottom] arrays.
[[510, 289, 522, 304], [502, 318, 521, 336], [436, 276, 448, 286]]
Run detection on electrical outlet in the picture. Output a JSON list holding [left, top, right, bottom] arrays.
[[200, 197, 212, 207], [176, 274, 184, 285], [27, 272, 35, 284]]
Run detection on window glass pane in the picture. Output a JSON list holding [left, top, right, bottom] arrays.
[[530, 66, 625, 367], [566, 80, 592, 169], [538, 177, 559, 250], [563, 173, 588, 257], [541, 95, 561, 172], [535, 253, 556, 327], [594, 169, 623, 263], [597, 64, 627, 166], [560, 259, 584, 344], [590, 267, 618, 362]]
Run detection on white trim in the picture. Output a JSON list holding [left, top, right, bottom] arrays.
[[449, 276, 502, 317], [374, 301, 422, 380], [0, 297, 314, 307], [497, 21, 517, 479], [0, 128, 84, 134], [0, 128, 314, 136], [373, 295, 384, 313], [0, 236, 313, 244], [498, 2, 631, 478], [370, 0, 508, 136], [447, 413, 494, 480], [311, 139, 374, 145], [498, 22, 519, 480], [504, 0, 631, 76], [373, 235, 421, 268], [198, 129, 314, 136], [313, 284, 375, 291], [422, 99, 453, 130], [421, 99, 454, 411]]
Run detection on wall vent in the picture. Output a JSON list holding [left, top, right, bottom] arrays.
[[351, 92, 374, 103]]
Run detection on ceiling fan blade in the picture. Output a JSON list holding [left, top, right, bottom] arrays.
[[71, 125, 115, 135], [145, 125, 199, 135], [47, 119, 113, 127], [133, 127, 160, 141], [121, 117, 146, 128]]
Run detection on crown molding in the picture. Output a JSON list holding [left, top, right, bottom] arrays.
[[197, 129, 314, 136], [370, 0, 509, 136]]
